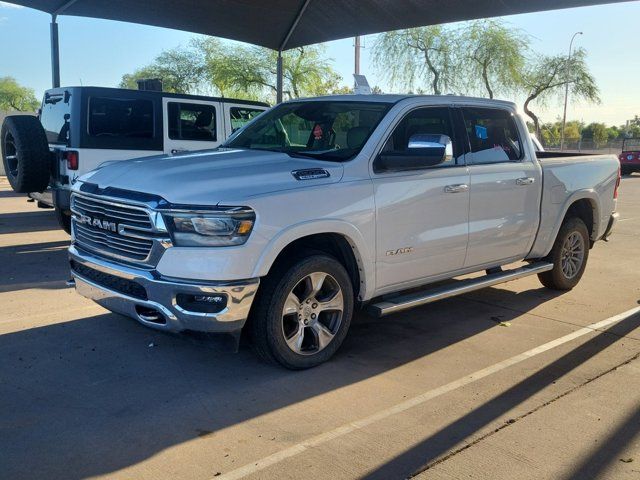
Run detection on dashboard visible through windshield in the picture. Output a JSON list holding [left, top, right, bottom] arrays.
[[224, 101, 391, 161]]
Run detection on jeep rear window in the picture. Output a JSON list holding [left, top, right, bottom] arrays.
[[88, 97, 154, 139], [40, 93, 71, 145]]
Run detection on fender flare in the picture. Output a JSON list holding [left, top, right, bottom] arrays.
[[537, 189, 601, 258], [251, 219, 375, 301]]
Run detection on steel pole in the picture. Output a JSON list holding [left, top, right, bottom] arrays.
[[354, 36, 361, 76], [276, 50, 283, 104], [50, 15, 61, 88], [560, 31, 582, 151]]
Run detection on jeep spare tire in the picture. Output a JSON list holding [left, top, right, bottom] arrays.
[[1, 115, 50, 193]]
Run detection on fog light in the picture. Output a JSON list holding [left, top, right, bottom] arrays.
[[176, 293, 227, 313]]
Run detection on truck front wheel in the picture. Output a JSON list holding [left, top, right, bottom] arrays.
[[249, 254, 354, 369], [538, 217, 590, 290]]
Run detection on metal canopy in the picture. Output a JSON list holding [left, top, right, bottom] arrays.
[[8, 0, 631, 100], [11, 0, 630, 50]]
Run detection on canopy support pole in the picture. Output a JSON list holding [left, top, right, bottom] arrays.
[[276, 0, 311, 103], [276, 51, 283, 104], [50, 15, 60, 88]]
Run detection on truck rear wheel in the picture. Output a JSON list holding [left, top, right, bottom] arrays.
[[538, 217, 590, 290], [1, 116, 51, 193], [249, 254, 354, 369]]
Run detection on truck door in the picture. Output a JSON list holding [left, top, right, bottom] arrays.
[[372, 106, 470, 292], [162, 98, 223, 154], [460, 106, 542, 268], [222, 103, 268, 139]]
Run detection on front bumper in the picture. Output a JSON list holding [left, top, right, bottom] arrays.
[[602, 211, 619, 241], [69, 245, 259, 333]]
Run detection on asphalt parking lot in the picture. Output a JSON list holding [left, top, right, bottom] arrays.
[[1, 176, 639, 480]]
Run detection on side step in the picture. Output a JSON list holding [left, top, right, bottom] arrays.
[[367, 261, 553, 318]]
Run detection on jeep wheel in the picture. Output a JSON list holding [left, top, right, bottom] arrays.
[[250, 254, 354, 369], [538, 217, 590, 290], [1, 116, 50, 193]]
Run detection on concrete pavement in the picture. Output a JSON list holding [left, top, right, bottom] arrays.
[[0, 175, 639, 480]]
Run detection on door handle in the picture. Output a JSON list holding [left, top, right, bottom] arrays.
[[516, 177, 535, 186], [171, 149, 188, 154], [444, 184, 469, 193]]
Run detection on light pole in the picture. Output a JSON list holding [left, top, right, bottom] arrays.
[[560, 31, 583, 151]]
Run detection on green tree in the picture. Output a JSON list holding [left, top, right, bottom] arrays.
[[591, 123, 608, 147], [0, 77, 39, 112], [373, 26, 457, 95], [460, 20, 529, 98], [522, 48, 599, 138], [119, 47, 205, 94]]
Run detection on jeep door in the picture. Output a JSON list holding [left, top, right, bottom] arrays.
[[162, 98, 223, 154], [372, 106, 470, 293]]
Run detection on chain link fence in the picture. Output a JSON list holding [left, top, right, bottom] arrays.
[[542, 139, 624, 155]]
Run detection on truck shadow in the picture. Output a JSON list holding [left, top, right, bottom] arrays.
[[362, 311, 640, 480], [0, 282, 584, 480], [0, 210, 62, 234], [0, 240, 71, 293]]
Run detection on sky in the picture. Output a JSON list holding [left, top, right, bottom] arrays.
[[0, 1, 638, 126]]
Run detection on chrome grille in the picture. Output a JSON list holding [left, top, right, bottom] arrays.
[[71, 193, 167, 265], [72, 195, 152, 230]]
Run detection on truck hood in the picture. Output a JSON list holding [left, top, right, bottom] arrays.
[[77, 148, 344, 205]]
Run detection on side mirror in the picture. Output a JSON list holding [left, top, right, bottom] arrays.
[[375, 134, 453, 173]]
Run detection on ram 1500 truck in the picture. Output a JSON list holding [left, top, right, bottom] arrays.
[[68, 95, 620, 369]]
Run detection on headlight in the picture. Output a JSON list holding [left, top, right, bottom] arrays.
[[163, 207, 255, 247]]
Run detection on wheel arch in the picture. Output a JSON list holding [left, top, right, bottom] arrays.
[[538, 191, 601, 258], [252, 221, 374, 301]]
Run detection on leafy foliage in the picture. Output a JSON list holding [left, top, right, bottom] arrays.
[[120, 40, 343, 103], [459, 20, 529, 98], [372, 26, 457, 95], [522, 48, 600, 137], [0, 77, 39, 112]]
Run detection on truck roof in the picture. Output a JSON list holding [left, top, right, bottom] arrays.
[[285, 94, 517, 109], [44, 85, 270, 107]]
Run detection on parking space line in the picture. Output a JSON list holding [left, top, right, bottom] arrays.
[[215, 306, 640, 480]]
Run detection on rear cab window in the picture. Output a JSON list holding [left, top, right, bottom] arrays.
[[40, 91, 71, 145], [462, 107, 523, 164]]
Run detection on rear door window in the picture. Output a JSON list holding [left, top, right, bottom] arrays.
[[462, 107, 523, 164], [229, 107, 264, 132], [168, 102, 217, 141]]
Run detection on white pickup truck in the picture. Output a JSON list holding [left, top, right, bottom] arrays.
[[66, 95, 620, 369]]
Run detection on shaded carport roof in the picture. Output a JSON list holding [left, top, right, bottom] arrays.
[[10, 0, 631, 50], [8, 0, 631, 101]]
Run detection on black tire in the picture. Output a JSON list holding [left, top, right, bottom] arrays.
[[54, 205, 71, 234], [621, 167, 631, 176], [249, 254, 354, 369], [1, 116, 50, 193], [538, 217, 590, 290]]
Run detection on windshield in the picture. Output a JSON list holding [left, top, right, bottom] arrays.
[[623, 138, 640, 151], [224, 101, 391, 161]]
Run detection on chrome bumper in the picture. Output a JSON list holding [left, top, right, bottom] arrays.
[[69, 245, 259, 333]]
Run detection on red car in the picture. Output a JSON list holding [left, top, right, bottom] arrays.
[[620, 138, 640, 175]]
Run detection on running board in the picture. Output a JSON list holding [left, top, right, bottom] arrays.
[[367, 261, 554, 317]]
